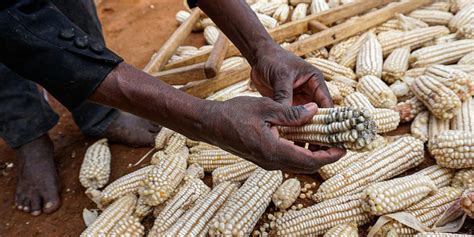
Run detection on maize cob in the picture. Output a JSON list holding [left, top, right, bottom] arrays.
[[459, 50, 474, 64], [408, 10, 453, 26], [149, 178, 210, 236], [398, 13, 430, 31], [326, 82, 343, 104], [375, 19, 402, 34], [330, 78, 356, 97], [357, 75, 397, 108], [186, 138, 200, 147], [416, 233, 474, 237], [356, 33, 383, 78], [410, 39, 474, 67], [461, 192, 474, 218], [109, 215, 144, 237], [328, 35, 359, 63], [163, 133, 187, 155], [150, 150, 166, 165], [323, 222, 358, 237], [310, 0, 329, 15], [319, 150, 369, 180], [176, 46, 199, 56], [415, 164, 455, 189], [298, 34, 329, 59], [435, 33, 460, 45], [378, 26, 450, 56], [362, 174, 437, 215], [86, 165, 154, 207], [291, 3, 308, 21], [275, 195, 372, 236], [340, 32, 370, 69], [429, 130, 474, 168], [422, 1, 452, 12], [273, 4, 290, 23], [344, 92, 375, 110], [289, 0, 311, 6], [138, 148, 188, 206], [79, 138, 111, 189], [164, 181, 239, 236], [204, 26, 220, 45], [80, 194, 137, 236], [452, 168, 474, 190], [371, 187, 463, 237], [411, 111, 430, 142], [133, 196, 153, 220], [449, 3, 474, 31], [155, 127, 175, 150], [451, 0, 473, 13], [256, 13, 279, 29], [189, 149, 243, 172], [451, 97, 474, 131], [211, 160, 258, 186], [250, 2, 266, 12], [390, 80, 413, 102], [305, 58, 356, 80], [199, 45, 214, 51], [406, 68, 427, 78], [428, 113, 451, 140], [189, 142, 219, 153], [394, 96, 427, 122], [371, 108, 400, 133], [411, 75, 461, 119], [459, 23, 474, 39], [184, 163, 205, 181], [167, 54, 183, 63], [450, 64, 474, 75], [272, 178, 301, 210], [314, 136, 425, 202], [175, 11, 215, 32], [221, 57, 248, 71], [256, 2, 282, 15], [425, 64, 474, 101], [209, 169, 282, 236], [346, 134, 386, 152], [382, 47, 411, 84]]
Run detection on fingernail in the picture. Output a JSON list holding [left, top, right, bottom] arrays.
[[44, 202, 54, 209], [303, 103, 317, 111]]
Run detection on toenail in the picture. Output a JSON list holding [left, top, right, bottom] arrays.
[[31, 211, 41, 216], [23, 206, 29, 212], [44, 202, 54, 209], [17, 205, 23, 210]]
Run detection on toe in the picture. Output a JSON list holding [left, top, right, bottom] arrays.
[[41, 191, 61, 214], [15, 193, 26, 210], [30, 196, 42, 216], [22, 199, 31, 213]]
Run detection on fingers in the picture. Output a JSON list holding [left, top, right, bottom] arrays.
[[268, 103, 318, 127], [305, 74, 334, 108], [272, 80, 294, 106]]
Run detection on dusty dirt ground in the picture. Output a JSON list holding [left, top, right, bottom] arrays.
[[0, 0, 473, 236]]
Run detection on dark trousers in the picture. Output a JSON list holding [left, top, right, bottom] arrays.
[[0, 0, 118, 148]]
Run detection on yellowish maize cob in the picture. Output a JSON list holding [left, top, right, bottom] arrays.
[[371, 108, 400, 133], [340, 32, 370, 68], [211, 160, 258, 186], [344, 92, 375, 110], [411, 111, 430, 142], [272, 178, 301, 210], [398, 13, 430, 31], [328, 35, 359, 63], [435, 33, 460, 45], [411, 75, 461, 119], [80, 194, 137, 236], [314, 136, 425, 202], [273, 4, 290, 23], [382, 47, 411, 84], [305, 58, 356, 80], [416, 233, 474, 237], [410, 39, 474, 67], [291, 3, 308, 21], [163, 133, 187, 155], [356, 33, 383, 78], [422, 1, 452, 12], [149, 178, 210, 236], [451, 97, 474, 131], [330, 78, 356, 98], [324, 222, 358, 237], [204, 26, 220, 45], [189, 149, 243, 172], [275, 195, 372, 236], [459, 23, 474, 39], [394, 96, 427, 122], [326, 82, 343, 104], [408, 10, 453, 26], [109, 215, 144, 237], [461, 192, 474, 218], [319, 150, 369, 180], [378, 26, 450, 56], [164, 181, 239, 236], [310, 0, 329, 15], [357, 75, 397, 108], [452, 168, 474, 190], [449, 3, 474, 31], [138, 148, 188, 206], [257, 13, 279, 29], [428, 113, 451, 140], [375, 19, 402, 34], [429, 130, 474, 168], [79, 138, 111, 189], [390, 80, 413, 102], [133, 197, 153, 220], [415, 164, 455, 189], [184, 163, 205, 181], [425, 64, 474, 101], [459, 50, 474, 64], [155, 127, 174, 150]]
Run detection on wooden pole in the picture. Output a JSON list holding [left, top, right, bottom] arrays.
[[204, 33, 229, 78]]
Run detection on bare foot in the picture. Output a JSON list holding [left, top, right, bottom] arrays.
[[14, 134, 61, 216], [102, 111, 161, 147]]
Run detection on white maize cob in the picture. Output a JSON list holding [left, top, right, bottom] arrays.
[[189, 149, 243, 172], [291, 3, 308, 21], [356, 33, 383, 78], [428, 113, 451, 140], [459, 50, 474, 64], [133, 197, 153, 220], [163, 133, 187, 155], [452, 168, 474, 190], [149, 150, 166, 165], [398, 13, 430, 31], [408, 10, 453, 26], [79, 138, 111, 189], [370, 108, 400, 133], [435, 33, 460, 45], [211, 160, 258, 186], [176, 46, 199, 57], [415, 164, 455, 189], [323, 222, 358, 237], [450, 0, 473, 13], [186, 138, 200, 147], [199, 45, 214, 52], [422, 1, 452, 12], [314, 136, 425, 202], [155, 127, 175, 150], [326, 82, 343, 104], [256, 2, 282, 15], [272, 4, 290, 23], [221, 57, 248, 71], [450, 64, 474, 74], [461, 192, 474, 218], [272, 178, 301, 210], [416, 233, 474, 237], [340, 32, 370, 68], [382, 47, 411, 84], [425, 64, 474, 101], [375, 19, 402, 34], [204, 26, 220, 45], [310, 0, 329, 15], [184, 163, 205, 181], [344, 92, 375, 110], [459, 23, 474, 39], [429, 130, 474, 168], [289, 0, 311, 6], [109, 215, 144, 237], [390, 80, 413, 102], [394, 96, 427, 122], [330, 78, 356, 98], [357, 75, 397, 108], [405, 68, 428, 78], [410, 39, 474, 67], [328, 35, 359, 63], [449, 3, 474, 31], [298, 34, 329, 59], [305, 58, 356, 80], [189, 142, 219, 153], [411, 111, 430, 142], [319, 150, 369, 180], [257, 13, 279, 29], [451, 97, 474, 131]]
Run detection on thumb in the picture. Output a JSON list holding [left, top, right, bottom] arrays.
[[270, 102, 318, 127]]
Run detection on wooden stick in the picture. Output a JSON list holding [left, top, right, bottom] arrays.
[[143, 8, 201, 74], [153, 62, 206, 85], [183, 0, 432, 98], [309, 20, 329, 33], [204, 33, 229, 78]]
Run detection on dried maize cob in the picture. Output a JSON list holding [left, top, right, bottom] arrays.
[[357, 75, 397, 108], [204, 26, 220, 45], [390, 80, 413, 102], [449, 3, 474, 31], [207, 79, 249, 101], [323, 222, 358, 237], [257, 13, 279, 29], [305, 58, 356, 80], [138, 148, 188, 206], [250, 2, 266, 12], [186, 138, 200, 147], [370, 187, 463, 237], [415, 164, 455, 189], [167, 54, 183, 63], [428, 113, 451, 139], [86, 165, 154, 207], [209, 169, 282, 236], [273, 4, 290, 23], [275, 195, 372, 236], [461, 192, 474, 218], [429, 130, 474, 168], [362, 174, 437, 215], [163, 133, 186, 155], [256, 2, 282, 15], [319, 150, 369, 180], [149, 178, 210, 236], [398, 13, 430, 31], [382, 47, 411, 84], [272, 178, 301, 210], [394, 96, 427, 122], [459, 23, 474, 39], [345, 134, 386, 152], [330, 78, 355, 97], [435, 33, 460, 45], [310, 0, 329, 15], [189, 149, 243, 172], [451, 0, 473, 13], [289, 0, 311, 6], [452, 168, 474, 190], [80, 194, 137, 237], [211, 160, 258, 186], [221, 57, 248, 71], [411, 75, 461, 119], [340, 32, 370, 68], [133, 197, 153, 220], [344, 92, 375, 110], [176, 46, 199, 56], [150, 150, 166, 165], [326, 82, 343, 104], [291, 3, 308, 21], [408, 10, 453, 26], [314, 136, 425, 202], [356, 33, 383, 78], [459, 50, 474, 64], [422, 1, 452, 12], [371, 108, 400, 133], [109, 215, 144, 237], [189, 142, 219, 153], [411, 111, 430, 142], [298, 34, 329, 59], [375, 19, 402, 34], [425, 64, 474, 101], [410, 39, 474, 67], [184, 163, 205, 181], [328, 35, 359, 63], [199, 45, 214, 51], [451, 97, 474, 131], [79, 138, 111, 189], [155, 127, 175, 150], [405, 68, 427, 78], [378, 26, 450, 56], [175, 11, 214, 32], [416, 233, 474, 237]]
